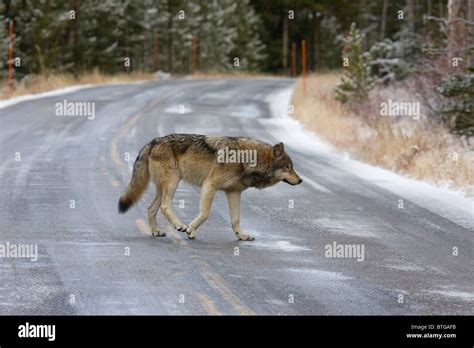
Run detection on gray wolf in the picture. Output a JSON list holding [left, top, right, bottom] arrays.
[[118, 134, 302, 241]]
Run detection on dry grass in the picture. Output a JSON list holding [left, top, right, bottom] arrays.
[[291, 72, 474, 195], [0, 69, 156, 99], [189, 71, 276, 79]]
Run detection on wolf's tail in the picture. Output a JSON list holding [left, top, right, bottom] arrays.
[[118, 144, 152, 214]]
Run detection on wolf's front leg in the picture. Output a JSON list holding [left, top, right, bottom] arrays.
[[225, 191, 254, 241], [185, 182, 216, 239]]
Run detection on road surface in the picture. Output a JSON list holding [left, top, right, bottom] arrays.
[[0, 79, 472, 315]]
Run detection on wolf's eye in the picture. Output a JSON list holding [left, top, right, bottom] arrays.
[[284, 166, 291, 171]]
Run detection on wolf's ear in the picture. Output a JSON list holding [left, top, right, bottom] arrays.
[[273, 142, 284, 157]]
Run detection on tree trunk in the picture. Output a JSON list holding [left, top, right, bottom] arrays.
[[152, 32, 158, 72], [67, 0, 77, 47], [142, 40, 146, 71], [448, 0, 464, 58], [167, 0, 173, 73], [380, 0, 389, 40], [407, 0, 415, 31], [282, 9, 288, 73], [427, 0, 432, 15], [312, 21, 319, 71], [68, 0, 78, 71], [469, 0, 474, 67], [125, 29, 130, 71]]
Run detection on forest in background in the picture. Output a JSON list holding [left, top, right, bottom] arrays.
[[0, 0, 470, 75], [0, 0, 473, 136]]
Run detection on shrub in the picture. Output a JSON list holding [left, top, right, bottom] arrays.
[[437, 67, 474, 137], [335, 23, 375, 104]]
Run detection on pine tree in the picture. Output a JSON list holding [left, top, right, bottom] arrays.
[[171, 0, 201, 74], [141, 0, 170, 72], [21, 0, 69, 73], [229, 0, 266, 71], [437, 68, 474, 136], [197, 0, 237, 71], [367, 35, 413, 83], [74, 0, 126, 73], [335, 23, 374, 104]]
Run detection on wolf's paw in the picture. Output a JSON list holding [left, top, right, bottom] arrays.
[[236, 233, 255, 241], [185, 227, 196, 240], [152, 230, 166, 237], [176, 224, 188, 233]]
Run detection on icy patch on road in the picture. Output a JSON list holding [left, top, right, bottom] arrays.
[[383, 258, 447, 274], [428, 290, 474, 302], [314, 217, 379, 238], [164, 104, 193, 114], [230, 103, 261, 118], [265, 87, 474, 230], [289, 268, 353, 281], [248, 240, 310, 252], [385, 262, 425, 272]]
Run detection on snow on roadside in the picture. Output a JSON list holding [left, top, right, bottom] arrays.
[[0, 79, 152, 111], [264, 86, 474, 230], [0, 85, 94, 110]]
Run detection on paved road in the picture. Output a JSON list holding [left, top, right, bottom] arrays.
[[0, 79, 472, 315]]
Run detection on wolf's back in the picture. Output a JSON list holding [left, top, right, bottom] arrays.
[[118, 143, 152, 213]]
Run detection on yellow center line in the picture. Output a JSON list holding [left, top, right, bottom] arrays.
[[200, 270, 255, 315], [197, 293, 222, 315], [168, 227, 188, 246], [135, 219, 150, 235], [174, 237, 255, 315], [110, 86, 197, 170], [109, 178, 120, 187]]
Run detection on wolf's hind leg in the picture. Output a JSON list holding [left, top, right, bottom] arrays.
[[185, 181, 216, 239], [225, 191, 254, 241], [160, 175, 187, 231], [148, 186, 164, 237]]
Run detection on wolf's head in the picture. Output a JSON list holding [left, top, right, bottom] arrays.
[[269, 143, 302, 186]]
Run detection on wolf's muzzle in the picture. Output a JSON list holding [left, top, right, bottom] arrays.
[[283, 178, 303, 185]]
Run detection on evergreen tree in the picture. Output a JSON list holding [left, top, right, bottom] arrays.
[[171, 0, 201, 74], [21, 0, 68, 73], [335, 23, 375, 104], [196, 0, 237, 71], [437, 68, 474, 137], [139, 0, 172, 72], [78, 0, 126, 73], [230, 0, 266, 71]]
